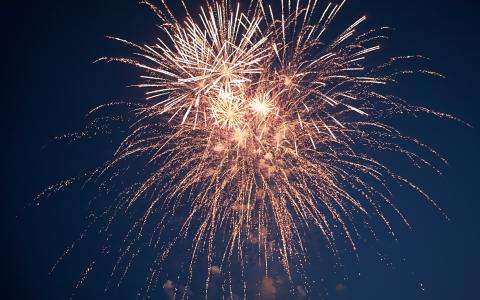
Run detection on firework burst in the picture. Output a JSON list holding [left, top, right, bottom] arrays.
[[42, 0, 462, 298]]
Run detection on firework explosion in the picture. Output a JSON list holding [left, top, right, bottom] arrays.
[[42, 0, 460, 298]]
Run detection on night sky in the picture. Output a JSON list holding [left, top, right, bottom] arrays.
[[2, 0, 479, 299]]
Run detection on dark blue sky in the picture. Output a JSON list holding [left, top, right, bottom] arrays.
[[2, 0, 479, 299]]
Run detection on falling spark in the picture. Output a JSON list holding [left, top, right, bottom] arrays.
[[42, 0, 464, 298]]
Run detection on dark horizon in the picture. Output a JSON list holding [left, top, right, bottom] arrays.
[[2, 0, 479, 299]]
